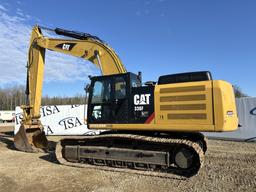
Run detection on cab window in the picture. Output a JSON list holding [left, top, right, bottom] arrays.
[[131, 75, 141, 88], [115, 77, 126, 99], [91, 79, 111, 104]]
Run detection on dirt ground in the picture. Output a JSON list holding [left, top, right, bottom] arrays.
[[0, 126, 255, 192]]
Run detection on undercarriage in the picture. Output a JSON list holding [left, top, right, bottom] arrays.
[[56, 131, 207, 178]]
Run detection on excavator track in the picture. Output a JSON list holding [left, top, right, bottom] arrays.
[[56, 133, 205, 178]]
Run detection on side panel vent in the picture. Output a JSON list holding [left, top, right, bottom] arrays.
[[160, 104, 206, 111], [168, 113, 207, 120], [155, 81, 213, 125], [160, 85, 205, 93], [160, 94, 206, 102]]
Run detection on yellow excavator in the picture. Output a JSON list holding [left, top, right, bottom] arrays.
[[14, 25, 238, 177]]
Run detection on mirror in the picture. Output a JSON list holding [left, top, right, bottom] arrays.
[[84, 84, 91, 93]]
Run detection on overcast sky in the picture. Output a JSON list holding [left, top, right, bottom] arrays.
[[0, 0, 255, 96]]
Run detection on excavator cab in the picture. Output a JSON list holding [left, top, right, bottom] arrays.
[[88, 73, 137, 124], [87, 72, 155, 125]]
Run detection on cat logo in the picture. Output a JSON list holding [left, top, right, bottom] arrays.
[[134, 94, 150, 105], [62, 44, 70, 50], [55, 43, 76, 51]]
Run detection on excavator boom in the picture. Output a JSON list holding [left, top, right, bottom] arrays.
[[14, 25, 126, 152]]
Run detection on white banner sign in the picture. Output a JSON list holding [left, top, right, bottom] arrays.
[[15, 105, 101, 136]]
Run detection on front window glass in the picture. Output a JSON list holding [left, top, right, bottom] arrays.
[[131, 75, 141, 88], [91, 80, 111, 104], [115, 77, 126, 99]]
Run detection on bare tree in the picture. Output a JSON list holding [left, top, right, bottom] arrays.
[[0, 85, 85, 110], [233, 85, 248, 98]]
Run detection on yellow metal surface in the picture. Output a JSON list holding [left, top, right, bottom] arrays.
[[89, 80, 238, 133], [28, 26, 45, 119], [154, 81, 214, 128], [213, 80, 238, 132], [36, 34, 126, 75]]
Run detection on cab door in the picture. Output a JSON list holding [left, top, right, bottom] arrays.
[[88, 78, 112, 123], [88, 75, 129, 124], [113, 76, 129, 123]]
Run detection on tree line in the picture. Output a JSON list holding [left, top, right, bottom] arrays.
[[0, 85, 85, 110], [0, 84, 248, 111]]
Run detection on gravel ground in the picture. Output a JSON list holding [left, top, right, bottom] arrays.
[[0, 126, 256, 192]]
